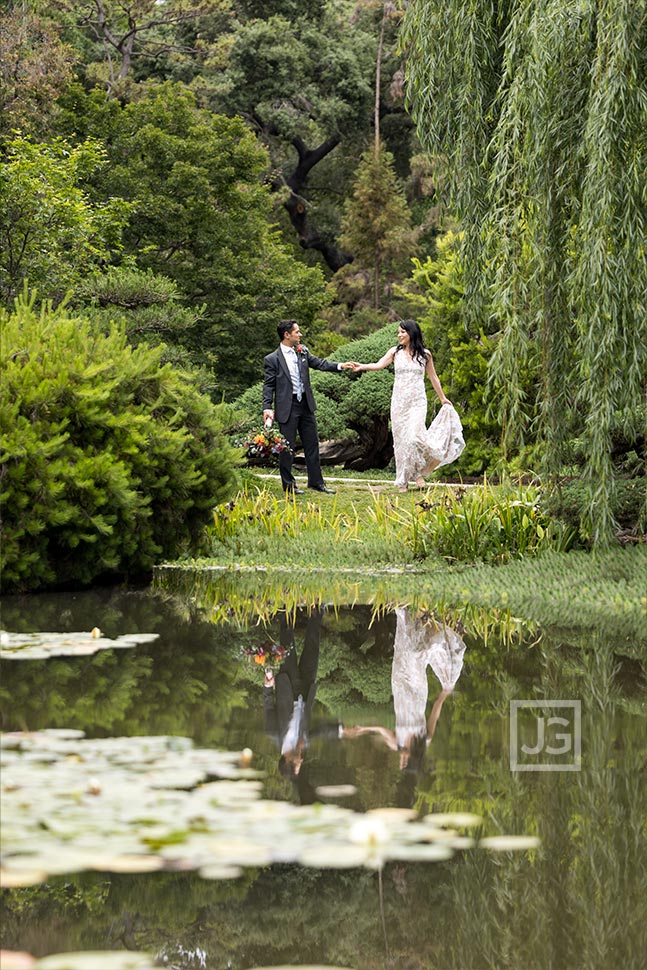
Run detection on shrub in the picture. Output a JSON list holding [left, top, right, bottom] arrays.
[[229, 325, 397, 463], [408, 481, 577, 563], [0, 292, 240, 592]]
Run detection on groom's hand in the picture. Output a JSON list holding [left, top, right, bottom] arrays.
[[263, 409, 274, 424]]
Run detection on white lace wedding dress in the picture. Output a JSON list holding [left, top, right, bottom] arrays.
[[391, 608, 466, 749], [391, 350, 465, 488]]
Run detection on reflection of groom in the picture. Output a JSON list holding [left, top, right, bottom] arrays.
[[263, 610, 322, 783], [262, 319, 353, 495]]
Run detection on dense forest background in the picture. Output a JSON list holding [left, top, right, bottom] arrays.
[[1, 0, 645, 590], [1, 0, 435, 394]]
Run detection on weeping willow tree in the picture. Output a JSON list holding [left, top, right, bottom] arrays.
[[401, 0, 647, 543]]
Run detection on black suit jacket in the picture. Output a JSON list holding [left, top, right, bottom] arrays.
[[262, 346, 341, 423]]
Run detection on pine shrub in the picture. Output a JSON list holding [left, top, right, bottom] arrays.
[[0, 292, 239, 592]]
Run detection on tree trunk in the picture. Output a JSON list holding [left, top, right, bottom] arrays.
[[279, 136, 354, 273]]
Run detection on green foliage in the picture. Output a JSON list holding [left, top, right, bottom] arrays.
[[54, 81, 328, 396], [202, 484, 416, 567], [47, 0, 229, 94], [396, 231, 509, 475], [200, 477, 577, 572], [0, 4, 76, 136], [210, 10, 375, 141], [0, 136, 129, 304], [402, 0, 647, 543], [338, 142, 418, 309], [73, 265, 213, 377], [0, 291, 240, 592], [410, 480, 577, 564]]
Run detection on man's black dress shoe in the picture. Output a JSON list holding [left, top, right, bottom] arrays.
[[309, 485, 336, 494], [285, 486, 305, 495]]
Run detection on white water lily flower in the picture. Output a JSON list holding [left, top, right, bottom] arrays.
[[348, 815, 390, 848]]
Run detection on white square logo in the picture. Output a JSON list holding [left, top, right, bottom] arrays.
[[510, 700, 582, 772]]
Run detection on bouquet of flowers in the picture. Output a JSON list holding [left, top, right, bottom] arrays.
[[236, 426, 292, 466], [241, 639, 291, 670]]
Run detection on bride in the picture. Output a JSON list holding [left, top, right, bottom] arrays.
[[353, 319, 465, 491]]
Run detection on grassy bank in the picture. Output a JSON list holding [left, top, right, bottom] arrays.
[[158, 473, 646, 642], [200, 474, 559, 566]]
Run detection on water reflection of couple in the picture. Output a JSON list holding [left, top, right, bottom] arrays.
[[345, 608, 466, 774], [263, 607, 466, 797]]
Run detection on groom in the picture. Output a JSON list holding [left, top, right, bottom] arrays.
[[262, 320, 353, 495]]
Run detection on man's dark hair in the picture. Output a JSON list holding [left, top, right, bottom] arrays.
[[278, 320, 298, 342]]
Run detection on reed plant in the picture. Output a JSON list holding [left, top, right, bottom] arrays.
[[411, 480, 577, 563], [207, 479, 578, 569]]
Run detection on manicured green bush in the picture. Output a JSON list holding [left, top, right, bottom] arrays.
[[0, 292, 240, 592], [230, 325, 398, 468]]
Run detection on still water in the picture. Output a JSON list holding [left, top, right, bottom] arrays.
[[1, 577, 645, 970]]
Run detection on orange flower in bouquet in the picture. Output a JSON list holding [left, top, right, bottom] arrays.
[[235, 427, 292, 466], [242, 639, 291, 670]]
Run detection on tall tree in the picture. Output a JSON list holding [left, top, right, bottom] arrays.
[[0, 136, 128, 304], [49, 0, 227, 93], [402, 0, 647, 543], [339, 142, 417, 309], [214, 6, 377, 271], [55, 82, 327, 395], [0, 3, 76, 137]]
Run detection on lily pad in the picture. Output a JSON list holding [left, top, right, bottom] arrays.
[[423, 812, 483, 828], [198, 863, 244, 880], [36, 952, 157, 970], [479, 835, 541, 851], [1, 728, 529, 883], [314, 784, 358, 799], [0, 868, 48, 888], [0, 630, 159, 661], [0, 953, 36, 970]]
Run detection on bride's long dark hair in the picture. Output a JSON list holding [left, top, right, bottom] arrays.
[[396, 319, 428, 365]]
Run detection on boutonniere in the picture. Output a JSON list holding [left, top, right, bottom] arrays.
[[296, 344, 307, 356]]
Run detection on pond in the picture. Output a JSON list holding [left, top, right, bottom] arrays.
[[1, 572, 645, 970]]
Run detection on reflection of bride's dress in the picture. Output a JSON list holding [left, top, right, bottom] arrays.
[[390, 350, 465, 487], [391, 608, 466, 748]]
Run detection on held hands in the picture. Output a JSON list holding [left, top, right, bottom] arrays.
[[344, 362, 363, 373], [263, 409, 274, 427]]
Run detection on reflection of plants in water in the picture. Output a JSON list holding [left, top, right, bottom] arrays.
[[155, 546, 647, 643], [155, 565, 370, 625], [432, 636, 647, 970], [155, 567, 542, 646], [0, 869, 256, 957], [0, 589, 246, 742]]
